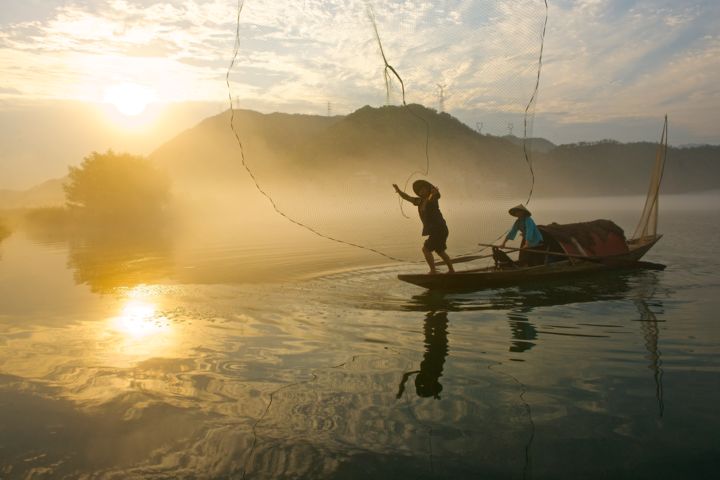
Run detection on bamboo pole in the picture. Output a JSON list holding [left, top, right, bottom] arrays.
[[476, 243, 594, 261], [476, 243, 665, 270]]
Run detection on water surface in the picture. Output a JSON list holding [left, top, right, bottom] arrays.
[[1, 198, 719, 479]]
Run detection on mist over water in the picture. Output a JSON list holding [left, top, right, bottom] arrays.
[[1, 195, 719, 479], [2, 0, 718, 474]]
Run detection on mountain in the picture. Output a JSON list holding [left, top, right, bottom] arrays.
[[502, 135, 556, 154], [0, 178, 65, 209], [534, 140, 720, 196], [4, 106, 719, 209], [150, 104, 719, 199], [149, 105, 532, 200], [150, 109, 343, 188]]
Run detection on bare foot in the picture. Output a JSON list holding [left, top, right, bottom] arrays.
[[427, 269, 438, 275], [447, 269, 455, 274]]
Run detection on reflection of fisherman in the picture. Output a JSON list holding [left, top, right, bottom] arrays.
[[393, 180, 454, 275], [508, 311, 538, 353], [397, 311, 449, 400]]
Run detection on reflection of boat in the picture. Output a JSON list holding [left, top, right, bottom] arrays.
[[399, 117, 669, 292], [402, 270, 644, 313], [636, 298, 665, 418]]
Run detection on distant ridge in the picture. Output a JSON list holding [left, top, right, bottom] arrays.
[[502, 135, 556, 154], [149, 104, 531, 199], [0, 178, 65, 209], [4, 105, 719, 207], [149, 105, 719, 196], [535, 140, 720, 195]]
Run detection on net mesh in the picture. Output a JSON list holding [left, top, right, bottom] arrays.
[[224, 0, 550, 264]]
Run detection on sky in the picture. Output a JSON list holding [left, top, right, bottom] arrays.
[[1, 0, 719, 189]]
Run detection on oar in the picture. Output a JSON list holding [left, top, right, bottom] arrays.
[[477, 243, 666, 269]]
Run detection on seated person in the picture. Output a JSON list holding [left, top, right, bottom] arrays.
[[500, 204, 544, 265]]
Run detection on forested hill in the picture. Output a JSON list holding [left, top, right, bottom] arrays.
[[151, 105, 719, 197], [150, 105, 529, 198], [533, 140, 720, 196], [4, 106, 717, 210]]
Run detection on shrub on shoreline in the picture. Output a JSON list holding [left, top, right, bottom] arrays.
[[65, 150, 170, 223]]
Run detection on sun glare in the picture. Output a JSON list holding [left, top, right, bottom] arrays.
[[100, 297, 177, 365], [94, 286, 187, 368], [103, 83, 155, 116], [112, 299, 170, 339]]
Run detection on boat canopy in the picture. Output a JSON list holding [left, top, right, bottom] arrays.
[[538, 220, 629, 257]]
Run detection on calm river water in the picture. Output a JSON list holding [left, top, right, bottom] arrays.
[[1, 197, 719, 479]]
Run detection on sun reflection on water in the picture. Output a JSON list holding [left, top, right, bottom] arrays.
[[104, 288, 178, 363], [113, 300, 168, 339]]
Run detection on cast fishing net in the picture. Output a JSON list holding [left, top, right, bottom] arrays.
[[223, 0, 549, 264]]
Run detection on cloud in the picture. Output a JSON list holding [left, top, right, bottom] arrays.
[[531, 0, 719, 141], [0, 0, 717, 143], [0, 0, 237, 101], [0, 1, 547, 109]]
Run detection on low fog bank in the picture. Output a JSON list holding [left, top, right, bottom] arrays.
[[3, 104, 719, 291], [4, 159, 717, 293]]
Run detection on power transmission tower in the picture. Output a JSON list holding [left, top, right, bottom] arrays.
[[327, 101, 332, 116], [507, 122, 514, 136], [476, 121, 483, 134], [436, 84, 446, 112]]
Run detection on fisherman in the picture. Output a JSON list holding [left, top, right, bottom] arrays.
[[393, 180, 455, 274], [501, 204, 543, 249], [500, 204, 544, 265]]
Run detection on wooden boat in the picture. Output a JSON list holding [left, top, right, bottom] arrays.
[[398, 226, 664, 291], [398, 117, 669, 291]]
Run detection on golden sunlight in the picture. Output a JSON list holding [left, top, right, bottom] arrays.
[[113, 299, 168, 339], [104, 295, 177, 363], [103, 83, 155, 116]]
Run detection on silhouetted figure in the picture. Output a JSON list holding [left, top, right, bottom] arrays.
[[393, 180, 454, 274], [397, 311, 449, 400]]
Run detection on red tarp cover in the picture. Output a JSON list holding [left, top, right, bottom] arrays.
[[538, 220, 629, 257]]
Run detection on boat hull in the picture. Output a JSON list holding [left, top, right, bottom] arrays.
[[399, 236, 663, 291]]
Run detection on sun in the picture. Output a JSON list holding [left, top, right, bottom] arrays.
[[103, 83, 155, 116]]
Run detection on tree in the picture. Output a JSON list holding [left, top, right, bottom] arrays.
[[64, 150, 170, 222]]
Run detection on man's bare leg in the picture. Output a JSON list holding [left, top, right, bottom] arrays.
[[437, 250, 455, 273], [422, 246, 437, 274]]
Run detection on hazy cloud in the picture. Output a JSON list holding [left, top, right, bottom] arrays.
[[530, 0, 719, 141], [0, 0, 718, 143]]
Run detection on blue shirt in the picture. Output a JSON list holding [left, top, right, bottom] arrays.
[[506, 217, 543, 247]]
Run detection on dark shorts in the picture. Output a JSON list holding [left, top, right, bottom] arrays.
[[424, 225, 449, 253]]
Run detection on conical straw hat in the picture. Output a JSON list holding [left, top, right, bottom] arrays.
[[412, 179, 433, 196], [509, 204, 532, 216]]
